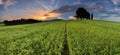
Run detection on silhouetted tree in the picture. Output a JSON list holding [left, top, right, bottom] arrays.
[[3, 20, 9, 25], [76, 7, 93, 20]]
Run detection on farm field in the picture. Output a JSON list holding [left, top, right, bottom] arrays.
[[0, 20, 120, 55]]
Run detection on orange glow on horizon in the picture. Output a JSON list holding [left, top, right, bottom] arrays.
[[29, 11, 61, 21], [42, 16, 47, 19], [26, 1, 61, 21]]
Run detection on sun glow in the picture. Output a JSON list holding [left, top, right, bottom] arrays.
[[31, 11, 61, 21], [28, 1, 61, 21], [42, 16, 47, 19]]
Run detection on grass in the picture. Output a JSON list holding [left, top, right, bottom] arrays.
[[0, 20, 120, 55]]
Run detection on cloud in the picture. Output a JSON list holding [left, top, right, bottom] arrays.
[[103, 16, 120, 22], [51, 0, 55, 4], [0, 0, 3, 5], [0, 0, 16, 9], [89, 4, 103, 11], [112, 0, 120, 5], [4, 0, 17, 9], [115, 7, 120, 11], [52, 3, 106, 14], [74, 0, 81, 4], [52, 4, 86, 13]]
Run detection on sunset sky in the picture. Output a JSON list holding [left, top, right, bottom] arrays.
[[0, 0, 120, 21]]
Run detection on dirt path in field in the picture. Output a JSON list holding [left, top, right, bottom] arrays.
[[61, 21, 70, 55]]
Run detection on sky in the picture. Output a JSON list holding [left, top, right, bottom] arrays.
[[0, 0, 120, 22]]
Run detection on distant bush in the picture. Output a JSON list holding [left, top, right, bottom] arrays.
[[3, 19, 41, 25]]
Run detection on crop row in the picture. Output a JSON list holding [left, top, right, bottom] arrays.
[[0, 21, 65, 55], [67, 20, 120, 55]]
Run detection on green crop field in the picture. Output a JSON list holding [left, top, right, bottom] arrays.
[[0, 20, 120, 55]]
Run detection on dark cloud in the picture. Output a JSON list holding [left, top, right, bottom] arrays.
[[52, 4, 85, 13]]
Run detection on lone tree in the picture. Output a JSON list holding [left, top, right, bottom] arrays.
[[76, 7, 93, 20]]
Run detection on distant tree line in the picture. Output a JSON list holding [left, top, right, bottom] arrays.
[[3, 19, 41, 26]]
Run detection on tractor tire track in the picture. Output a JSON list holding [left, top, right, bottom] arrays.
[[61, 21, 70, 55]]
